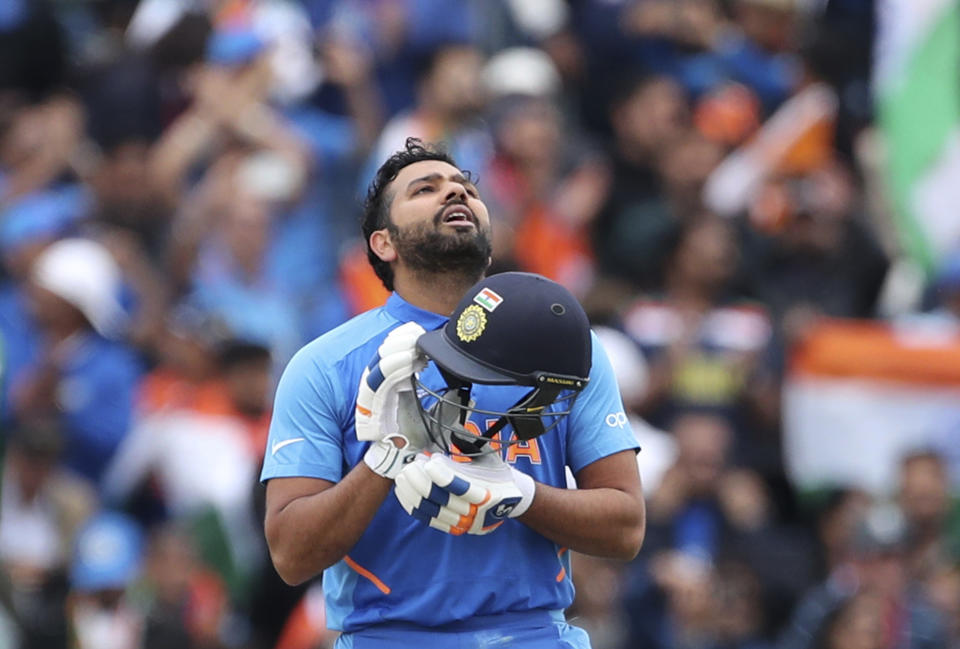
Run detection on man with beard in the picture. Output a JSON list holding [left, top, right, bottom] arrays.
[[259, 138, 644, 648]]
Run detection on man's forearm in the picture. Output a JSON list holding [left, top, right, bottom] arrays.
[[265, 463, 393, 585], [515, 450, 645, 560], [518, 483, 646, 560]]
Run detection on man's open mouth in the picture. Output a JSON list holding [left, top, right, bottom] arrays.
[[439, 203, 476, 227]]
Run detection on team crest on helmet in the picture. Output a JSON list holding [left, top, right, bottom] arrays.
[[456, 304, 487, 342]]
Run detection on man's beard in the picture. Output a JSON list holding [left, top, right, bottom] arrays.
[[389, 217, 492, 282]]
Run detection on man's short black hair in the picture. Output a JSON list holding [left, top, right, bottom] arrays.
[[361, 137, 458, 291]]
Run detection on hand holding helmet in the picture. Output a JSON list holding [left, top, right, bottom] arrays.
[[394, 452, 535, 535], [355, 322, 431, 479]]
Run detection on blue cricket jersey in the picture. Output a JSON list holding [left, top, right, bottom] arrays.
[[260, 293, 638, 633]]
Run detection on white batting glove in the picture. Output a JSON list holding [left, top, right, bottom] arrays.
[[394, 452, 535, 535], [356, 322, 429, 479]]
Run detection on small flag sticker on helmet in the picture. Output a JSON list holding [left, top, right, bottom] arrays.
[[473, 288, 504, 312]]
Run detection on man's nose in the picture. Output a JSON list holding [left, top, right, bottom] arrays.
[[444, 182, 468, 202]]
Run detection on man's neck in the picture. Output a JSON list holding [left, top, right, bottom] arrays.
[[393, 269, 481, 316]]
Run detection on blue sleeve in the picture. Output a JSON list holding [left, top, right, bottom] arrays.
[[260, 344, 349, 483], [564, 331, 639, 474]]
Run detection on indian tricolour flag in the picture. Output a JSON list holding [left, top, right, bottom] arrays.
[[875, 0, 960, 271], [473, 288, 503, 312], [784, 318, 960, 494]]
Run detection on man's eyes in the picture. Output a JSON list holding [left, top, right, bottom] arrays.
[[413, 183, 479, 197]]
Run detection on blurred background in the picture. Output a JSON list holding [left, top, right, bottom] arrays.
[[1, 0, 959, 647]]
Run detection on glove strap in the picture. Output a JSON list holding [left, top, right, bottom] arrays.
[[364, 434, 418, 479], [509, 467, 536, 518]]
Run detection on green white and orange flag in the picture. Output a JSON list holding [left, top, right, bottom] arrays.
[[784, 318, 960, 493], [875, 0, 960, 272]]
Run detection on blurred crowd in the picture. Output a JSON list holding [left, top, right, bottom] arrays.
[[1, 0, 958, 648]]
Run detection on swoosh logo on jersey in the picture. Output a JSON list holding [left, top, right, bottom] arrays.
[[271, 437, 305, 456]]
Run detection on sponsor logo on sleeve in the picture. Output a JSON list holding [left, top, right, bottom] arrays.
[[605, 412, 628, 428], [271, 437, 306, 456]]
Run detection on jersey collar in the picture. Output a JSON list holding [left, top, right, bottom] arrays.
[[385, 292, 449, 331]]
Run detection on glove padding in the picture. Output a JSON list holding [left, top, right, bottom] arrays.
[[394, 452, 535, 535], [356, 322, 429, 478]]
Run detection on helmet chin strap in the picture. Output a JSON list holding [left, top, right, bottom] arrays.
[[417, 369, 482, 454], [417, 370, 575, 457], [444, 389, 559, 456], [433, 369, 490, 455], [448, 385, 493, 455], [422, 387, 494, 456], [449, 385, 550, 455]]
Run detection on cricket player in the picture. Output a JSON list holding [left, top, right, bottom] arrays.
[[261, 138, 645, 648]]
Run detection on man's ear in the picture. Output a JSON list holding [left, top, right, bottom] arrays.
[[369, 229, 397, 263]]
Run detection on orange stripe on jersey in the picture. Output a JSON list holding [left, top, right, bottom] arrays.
[[344, 556, 391, 594], [555, 547, 568, 582]]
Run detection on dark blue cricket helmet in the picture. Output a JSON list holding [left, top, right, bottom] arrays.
[[415, 272, 592, 455]]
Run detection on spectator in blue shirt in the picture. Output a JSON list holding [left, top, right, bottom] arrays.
[[11, 238, 143, 486], [0, 187, 89, 422]]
